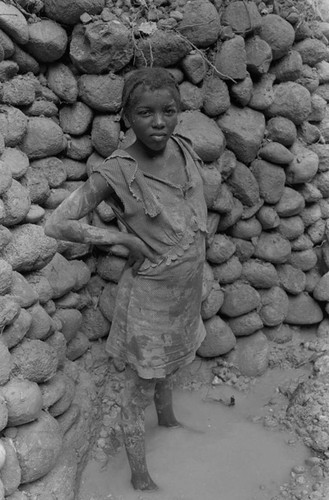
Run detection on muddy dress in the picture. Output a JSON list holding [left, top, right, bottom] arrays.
[[93, 136, 207, 379]]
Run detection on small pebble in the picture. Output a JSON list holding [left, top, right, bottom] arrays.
[[292, 465, 306, 474]]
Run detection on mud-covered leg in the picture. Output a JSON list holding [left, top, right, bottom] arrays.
[[121, 366, 158, 491], [154, 376, 180, 428]]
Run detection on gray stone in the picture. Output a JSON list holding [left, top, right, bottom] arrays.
[[259, 286, 289, 326], [202, 76, 230, 117], [215, 36, 247, 82], [59, 102, 93, 136], [286, 141, 319, 184], [0, 2, 29, 45], [226, 161, 260, 207], [266, 116, 297, 147], [246, 35, 272, 76], [19, 117, 66, 160], [1, 180, 31, 227], [296, 64, 319, 93], [250, 159, 286, 204], [288, 249, 318, 271], [47, 63, 78, 104], [294, 38, 329, 66], [20, 167, 50, 205], [221, 1, 262, 36], [0, 224, 57, 272], [277, 264, 306, 295], [230, 73, 253, 106], [66, 135, 93, 161], [248, 73, 276, 111], [91, 115, 120, 158], [275, 187, 305, 217], [11, 44, 39, 75], [181, 52, 207, 84], [135, 29, 189, 68], [44, 0, 105, 24], [197, 316, 236, 357], [278, 216, 305, 241], [266, 82, 312, 125], [179, 81, 203, 111], [270, 50, 303, 82], [0, 76, 35, 106], [258, 14, 295, 60], [31, 157, 67, 189], [217, 105, 265, 164], [221, 282, 260, 318], [26, 20, 68, 63], [176, 110, 226, 162], [285, 293, 323, 325], [226, 331, 269, 377], [0, 105, 27, 147], [78, 73, 124, 113], [177, 0, 221, 48], [254, 232, 291, 264]]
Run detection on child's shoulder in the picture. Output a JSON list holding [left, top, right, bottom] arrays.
[[172, 134, 202, 162]]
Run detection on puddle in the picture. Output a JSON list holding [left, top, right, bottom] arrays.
[[78, 367, 309, 500]]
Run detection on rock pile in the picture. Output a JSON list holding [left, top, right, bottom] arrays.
[[1, 0, 329, 496]]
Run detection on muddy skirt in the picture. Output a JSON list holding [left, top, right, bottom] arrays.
[[106, 232, 206, 379]]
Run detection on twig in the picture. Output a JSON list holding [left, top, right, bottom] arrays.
[[174, 30, 238, 84]]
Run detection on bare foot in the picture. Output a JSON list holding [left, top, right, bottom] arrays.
[[131, 471, 159, 491], [158, 416, 182, 428]]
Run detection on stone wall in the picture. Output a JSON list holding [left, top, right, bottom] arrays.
[[1, 0, 329, 498]]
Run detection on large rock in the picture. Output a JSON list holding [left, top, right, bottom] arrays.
[[221, 1, 261, 36], [250, 159, 286, 204], [274, 187, 305, 217], [266, 82, 312, 125], [226, 331, 269, 377], [0, 224, 57, 272], [266, 116, 297, 146], [248, 73, 276, 111], [175, 111, 226, 162], [285, 293, 323, 325], [254, 232, 291, 264], [91, 115, 120, 158], [135, 29, 190, 68], [21, 446, 77, 500], [202, 77, 230, 116], [70, 20, 133, 74], [177, 0, 221, 48], [19, 117, 66, 160], [217, 106, 265, 164], [214, 36, 247, 82], [285, 141, 319, 184], [258, 14, 295, 60], [226, 161, 260, 207], [40, 253, 77, 299], [1, 147, 29, 180], [221, 282, 260, 318], [0, 76, 36, 106], [47, 63, 78, 104], [294, 38, 329, 66], [44, 0, 105, 25], [259, 286, 289, 326], [0, 180, 31, 227], [78, 73, 124, 113], [0, 105, 27, 147], [269, 50, 303, 82], [245, 35, 272, 76], [197, 315, 236, 357], [26, 20, 68, 63], [9, 411, 62, 484], [0, 1, 28, 45]]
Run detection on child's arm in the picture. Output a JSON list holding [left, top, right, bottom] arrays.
[[44, 173, 156, 265]]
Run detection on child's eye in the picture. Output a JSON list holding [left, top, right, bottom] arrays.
[[165, 109, 176, 116], [136, 110, 151, 117]]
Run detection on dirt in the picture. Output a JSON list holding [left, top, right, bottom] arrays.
[[76, 327, 329, 500]]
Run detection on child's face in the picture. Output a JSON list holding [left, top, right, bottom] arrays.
[[126, 86, 179, 153]]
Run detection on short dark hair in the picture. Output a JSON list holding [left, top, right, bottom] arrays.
[[122, 67, 181, 115]]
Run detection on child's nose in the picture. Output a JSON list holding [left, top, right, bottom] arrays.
[[152, 112, 165, 127]]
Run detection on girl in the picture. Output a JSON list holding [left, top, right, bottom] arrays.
[[45, 67, 207, 491]]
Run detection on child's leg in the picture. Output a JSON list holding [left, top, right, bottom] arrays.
[[154, 375, 180, 428], [121, 365, 158, 491]]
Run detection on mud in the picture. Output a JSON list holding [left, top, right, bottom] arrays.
[[77, 327, 329, 500]]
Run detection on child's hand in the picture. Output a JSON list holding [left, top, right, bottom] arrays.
[[125, 235, 157, 274]]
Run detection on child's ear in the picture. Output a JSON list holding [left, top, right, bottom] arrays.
[[121, 110, 131, 128]]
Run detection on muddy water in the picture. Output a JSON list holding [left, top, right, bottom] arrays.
[[78, 368, 309, 500]]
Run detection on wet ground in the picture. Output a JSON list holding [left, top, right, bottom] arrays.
[[77, 327, 329, 500]]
